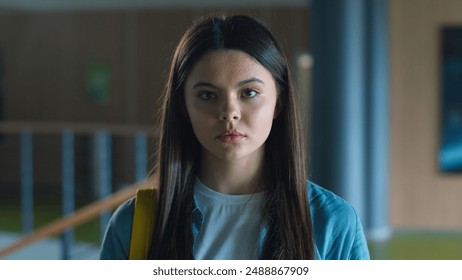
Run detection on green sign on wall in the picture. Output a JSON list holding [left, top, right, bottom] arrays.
[[86, 62, 111, 103]]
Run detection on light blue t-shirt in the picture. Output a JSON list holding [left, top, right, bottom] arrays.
[[193, 178, 265, 259], [99, 181, 370, 260]]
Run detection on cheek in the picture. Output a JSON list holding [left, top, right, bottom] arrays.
[[188, 107, 211, 124], [246, 105, 277, 134], [187, 109, 213, 138], [250, 101, 277, 121], [185, 99, 207, 122]]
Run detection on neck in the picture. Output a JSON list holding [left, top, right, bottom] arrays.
[[198, 149, 265, 195]]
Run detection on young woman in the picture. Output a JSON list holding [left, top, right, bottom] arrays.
[[100, 14, 370, 260]]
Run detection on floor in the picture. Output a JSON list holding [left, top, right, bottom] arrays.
[[368, 230, 462, 260], [0, 231, 100, 260]]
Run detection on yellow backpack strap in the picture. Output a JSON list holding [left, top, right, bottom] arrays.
[[129, 187, 158, 260]]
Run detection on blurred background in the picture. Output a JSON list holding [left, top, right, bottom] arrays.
[[0, 0, 461, 260]]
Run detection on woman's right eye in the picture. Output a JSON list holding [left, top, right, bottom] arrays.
[[198, 92, 216, 101]]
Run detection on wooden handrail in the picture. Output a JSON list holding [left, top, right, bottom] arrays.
[[0, 178, 156, 259]]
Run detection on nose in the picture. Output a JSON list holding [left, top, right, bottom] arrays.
[[219, 97, 241, 122]]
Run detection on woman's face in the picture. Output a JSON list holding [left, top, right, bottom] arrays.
[[184, 50, 279, 163]]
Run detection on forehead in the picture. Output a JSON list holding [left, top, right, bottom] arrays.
[[185, 50, 275, 86]]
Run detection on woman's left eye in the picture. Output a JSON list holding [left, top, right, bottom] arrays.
[[242, 88, 258, 98]]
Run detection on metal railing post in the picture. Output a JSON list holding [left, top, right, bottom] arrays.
[[20, 129, 34, 235], [61, 129, 75, 259], [134, 131, 148, 182], [93, 131, 112, 241]]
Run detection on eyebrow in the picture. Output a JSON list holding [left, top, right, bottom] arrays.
[[237, 77, 265, 87], [192, 77, 265, 89]]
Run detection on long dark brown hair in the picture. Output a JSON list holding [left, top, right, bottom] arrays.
[[149, 14, 314, 259]]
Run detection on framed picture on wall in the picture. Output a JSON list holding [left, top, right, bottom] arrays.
[[439, 27, 462, 172]]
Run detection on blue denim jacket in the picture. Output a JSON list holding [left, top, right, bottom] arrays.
[[100, 181, 370, 260]]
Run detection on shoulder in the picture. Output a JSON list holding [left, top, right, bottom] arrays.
[[99, 197, 135, 260], [105, 197, 136, 238], [308, 181, 356, 220], [307, 181, 370, 260], [112, 197, 136, 225], [307, 181, 358, 236]]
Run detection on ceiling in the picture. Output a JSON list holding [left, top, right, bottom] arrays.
[[0, 0, 308, 11]]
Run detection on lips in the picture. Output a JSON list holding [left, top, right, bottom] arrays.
[[216, 130, 245, 143]]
